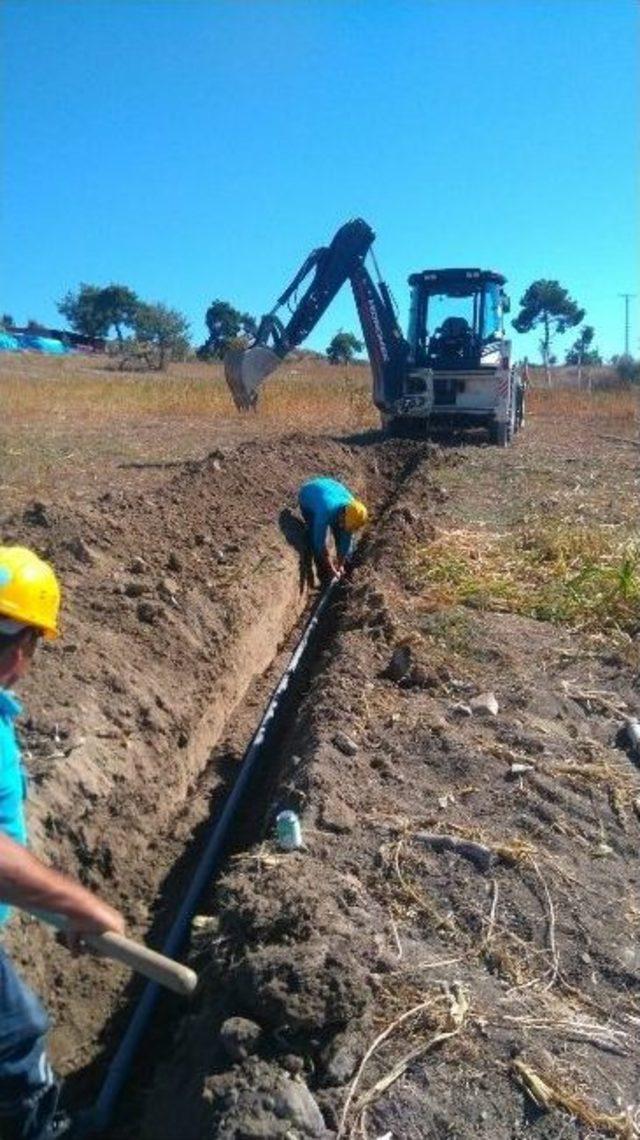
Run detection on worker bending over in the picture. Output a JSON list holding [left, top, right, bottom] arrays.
[[0, 547, 125, 1140], [298, 477, 368, 583]]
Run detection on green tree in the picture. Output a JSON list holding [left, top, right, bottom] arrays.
[[614, 355, 640, 385], [512, 280, 584, 385], [131, 302, 191, 370], [1, 314, 14, 329], [57, 283, 140, 340], [198, 300, 256, 359], [563, 326, 597, 383], [26, 318, 47, 333], [96, 285, 140, 342], [326, 330, 364, 365]]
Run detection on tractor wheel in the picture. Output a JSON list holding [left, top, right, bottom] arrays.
[[489, 421, 513, 448], [516, 389, 526, 431]]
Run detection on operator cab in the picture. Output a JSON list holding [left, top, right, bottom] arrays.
[[407, 269, 510, 370]]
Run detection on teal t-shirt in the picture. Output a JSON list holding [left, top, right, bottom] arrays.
[[298, 477, 355, 559], [0, 689, 28, 925]]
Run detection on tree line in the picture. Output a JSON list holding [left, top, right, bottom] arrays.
[[2, 277, 637, 377]]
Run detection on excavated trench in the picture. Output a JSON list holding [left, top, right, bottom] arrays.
[[4, 434, 433, 1135], [78, 440, 432, 1137]]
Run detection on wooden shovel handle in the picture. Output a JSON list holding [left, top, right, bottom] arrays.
[[84, 930, 198, 996], [33, 911, 198, 997]]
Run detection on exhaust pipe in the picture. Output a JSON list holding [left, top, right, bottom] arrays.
[[224, 345, 282, 411]]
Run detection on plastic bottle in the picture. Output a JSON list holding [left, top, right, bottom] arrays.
[[276, 810, 303, 850]]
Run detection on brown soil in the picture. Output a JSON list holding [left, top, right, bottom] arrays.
[[2, 408, 639, 1139]]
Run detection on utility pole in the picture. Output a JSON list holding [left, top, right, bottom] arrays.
[[618, 293, 636, 356]]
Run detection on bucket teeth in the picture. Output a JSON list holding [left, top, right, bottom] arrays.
[[224, 346, 282, 411]]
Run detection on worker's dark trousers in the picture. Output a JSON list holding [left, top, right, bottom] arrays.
[[0, 948, 59, 1139], [300, 507, 338, 583]]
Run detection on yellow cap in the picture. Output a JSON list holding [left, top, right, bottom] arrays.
[[344, 499, 368, 533], [0, 547, 61, 639]]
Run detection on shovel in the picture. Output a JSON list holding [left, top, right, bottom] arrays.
[[35, 911, 198, 997]]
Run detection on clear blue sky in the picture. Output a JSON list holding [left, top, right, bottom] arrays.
[[2, 0, 638, 363]]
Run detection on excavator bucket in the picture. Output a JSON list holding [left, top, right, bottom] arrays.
[[224, 345, 282, 411]]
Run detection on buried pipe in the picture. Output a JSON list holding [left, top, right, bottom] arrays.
[[81, 573, 343, 1136]]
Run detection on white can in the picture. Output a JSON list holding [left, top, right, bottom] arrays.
[[276, 810, 303, 850]]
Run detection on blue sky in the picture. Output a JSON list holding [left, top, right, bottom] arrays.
[[2, 0, 638, 363]]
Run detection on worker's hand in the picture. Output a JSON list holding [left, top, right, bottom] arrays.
[[62, 898, 126, 956]]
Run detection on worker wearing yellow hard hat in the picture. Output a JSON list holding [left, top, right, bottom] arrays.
[[298, 477, 369, 583], [0, 545, 125, 1139]]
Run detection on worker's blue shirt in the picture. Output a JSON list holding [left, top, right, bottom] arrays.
[[0, 690, 28, 927], [298, 477, 355, 559]]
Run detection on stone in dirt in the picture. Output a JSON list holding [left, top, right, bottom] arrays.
[[124, 580, 146, 598], [129, 555, 147, 573], [65, 536, 95, 565], [471, 691, 499, 717], [332, 731, 358, 756], [383, 644, 413, 682], [219, 1016, 262, 1062], [137, 600, 162, 624], [319, 796, 356, 834], [202, 1059, 326, 1138], [319, 1030, 361, 1086]]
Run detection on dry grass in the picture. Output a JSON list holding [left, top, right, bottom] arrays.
[[528, 384, 638, 425], [0, 351, 377, 503], [408, 519, 640, 636]]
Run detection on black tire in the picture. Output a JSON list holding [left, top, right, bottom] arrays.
[[489, 420, 513, 448], [516, 389, 526, 431], [381, 415, 425, 439]]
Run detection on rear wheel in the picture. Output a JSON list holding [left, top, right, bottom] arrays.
[[382, 416, 429, 439], [489, 420, 513, 447], [515, 387, 526, 431]]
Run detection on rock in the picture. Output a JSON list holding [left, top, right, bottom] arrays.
[[219, 1017, 262, 1062], [23, 501, 50, 527], [166, 551, 183, 572], [66, 537, 95, 565], [471, 692, 499, 717], [449, 702, 473, 718], [332, 731, 358, 757], [319, 1033, 360, 1086], [124, 580, 146, 598], [137, 600, 161, 624], [273, 1079, 325, 1135], [508, 762, 535, 778], [383, 644, 412, 682], [319, 797, 356, 834], [406, 663, 439, 690], [280, 1053, 304, 1076], [157, 576, 179, 601], [129, 556, 146, 574]]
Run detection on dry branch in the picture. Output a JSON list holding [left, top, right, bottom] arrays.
[[511, 1059, 637, 1138]]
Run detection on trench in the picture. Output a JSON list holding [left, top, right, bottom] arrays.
[[48, 438, 431, 1136]]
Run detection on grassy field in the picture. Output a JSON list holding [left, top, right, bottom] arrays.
[[0, 351, 376, 506], [1, 349, 636, 508]]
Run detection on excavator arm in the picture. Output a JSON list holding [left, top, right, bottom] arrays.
[[224, 218, 409, 411]]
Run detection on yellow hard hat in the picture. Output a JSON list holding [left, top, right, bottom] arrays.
[[344, 498, 368, 533], [0, 546, 61, 639]]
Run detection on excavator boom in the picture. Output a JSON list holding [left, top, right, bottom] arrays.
[[224, 218, 407, 411]]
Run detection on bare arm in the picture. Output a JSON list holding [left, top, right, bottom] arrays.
[[0, 831, 125, 936]]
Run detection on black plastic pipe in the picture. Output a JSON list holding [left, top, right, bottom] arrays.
[[82, 575, 341, 1135]]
